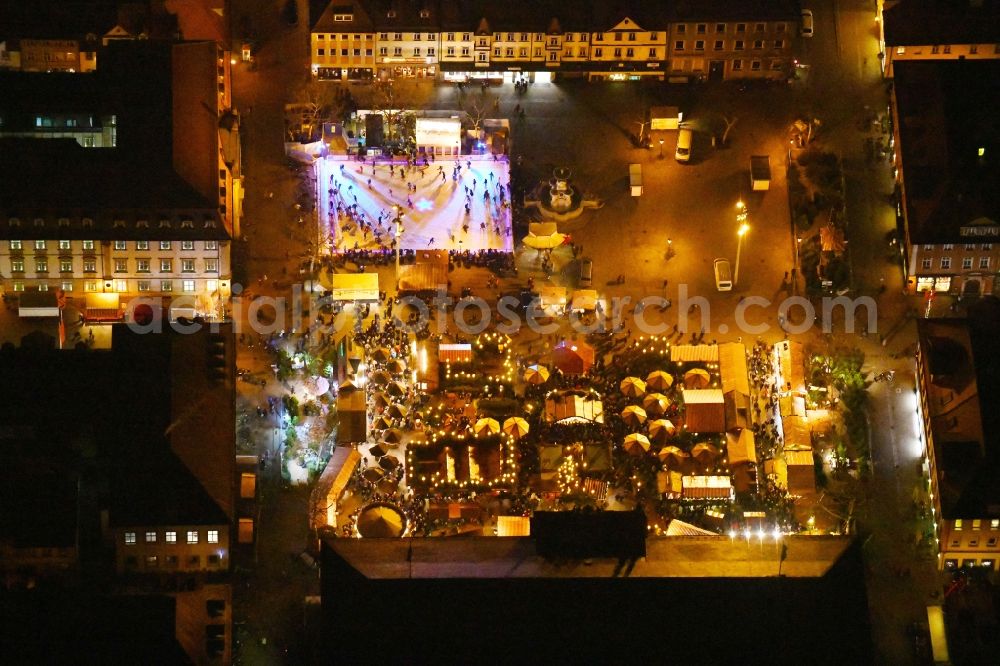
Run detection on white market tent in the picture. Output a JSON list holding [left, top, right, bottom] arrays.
[[330, 273, 379, 302]]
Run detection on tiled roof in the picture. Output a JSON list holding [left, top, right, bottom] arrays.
[[883, 0, 1000, 46]]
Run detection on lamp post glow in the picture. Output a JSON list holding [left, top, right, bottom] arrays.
[[393, 204, 404, 279], [658, 139, 665, 159], [734, 201, 750, 286]]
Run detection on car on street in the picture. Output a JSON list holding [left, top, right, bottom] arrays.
[[713, 258, 733, 291], [579, 258, 593, 287], [674, 128, 693, 163], [801, 9, 814, 37]]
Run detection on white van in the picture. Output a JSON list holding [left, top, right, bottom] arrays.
[[713, 258, 733, 291], [675, 128, 693, 162]]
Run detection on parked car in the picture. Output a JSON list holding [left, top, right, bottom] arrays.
[[713, 258, 733, 291], [801, 9, 814, 37], [579, 258, 593, 287], [674, 128, 693, 163]]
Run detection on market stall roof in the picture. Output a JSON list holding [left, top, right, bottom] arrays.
[[785, 450, 816, 495], [775, 339, 807, 394], [671, 345, 719, 363], [726, 429, 758, 465], [682, 389, 726, 433], [84, 292, 121, 321], [17, 290, 60, 318], [523, 222, 567, 250], [551, 339, 595, 375], [537, 285, 568, 314], [718, 342, 750, 395], [496, 515, 531, 537], [681, 475, 733, 500], [439, 343, 473, 363], [545, 391, 604, 424], [665, 518, 718, 537], [337, 389, 368, 443], [570, 289, 599, 312], [357, 504, 405, 538], [397, 250, 449, 292], [330, 272, 379, 302], [782, 415, 812, 451], [311, 446, 361, 530]]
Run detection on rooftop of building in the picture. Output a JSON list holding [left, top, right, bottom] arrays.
[[0, 40, 230, 237], [321, 534, 871, 664], [882, 0, 1000, 46], [0, 322, 235, 528], [894, 59, 1000, 244], [0, 588, 189, 665], [917, 299, 1000, 518], [0, 0, 180, 43], [311, 0, 801, 33]]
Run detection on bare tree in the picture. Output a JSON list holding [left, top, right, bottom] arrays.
[[288, 78, 345, 141], [720, 114, 738, 146], [366, 80, 419, 144], [463, 89, 498, 133]]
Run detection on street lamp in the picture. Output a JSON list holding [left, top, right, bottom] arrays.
[[658, 139, 664, 159], [393, 204, 404, 280], [734, 201, 750, 286]]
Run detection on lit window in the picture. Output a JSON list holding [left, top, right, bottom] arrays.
[[13, 282, 24, 292], [165, 531, 177, 544], [61, 281, 73, 291], [992, 519, 1000, 530], [125, 531, 136, 545], [941, 257, 951, 269], [35, 258, 48, 272], [955, 519, 963, 530], [980, 257, 991, 269], [145, 555, 158, 568], [11, 259, 24, 272], [135, 240, 147, 250], [973, 519, 982, 530], [83, 259, 96, 273], [187, 530, 199, 544], [82, 240, 94, 250], [160, 240, 171, 250], [181, 240, 194, 251], [160, 259, 172, 272], [137, 259, 150, 273], [208, 530, 219, 544], [962, 258, 973, 269], [84, 281, 97, 291], [161, 280, 172, 292], [183, 279, 195, 293], [10, 240, 22, 250], [114, 240, 127, 250], [60, 259, 72, 272], [138, 280, 150, 292], [114, 259, 128, 273], [114, 279, 127, 292], [58, 239, 71, 250], [35, 240, 46, 250], [181, 259, 195, 273], [145, 531, 157, 543]]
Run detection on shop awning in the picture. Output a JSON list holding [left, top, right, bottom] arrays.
[[331, 273, 379, 302], [84, 292, 122, 321], [570, 289, 598, 312], [681, 475, 734, 500]]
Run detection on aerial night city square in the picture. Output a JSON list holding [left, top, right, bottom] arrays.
[[1, 0, 999, 663]]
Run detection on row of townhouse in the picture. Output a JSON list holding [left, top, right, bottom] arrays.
[[0, 213, 232, 319], [878, 0, 1000, 297], [877, 0, 1000, 77], [310, 0, 801, 83]]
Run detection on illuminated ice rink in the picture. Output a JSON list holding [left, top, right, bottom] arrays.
[[318, 155, 513, 252]]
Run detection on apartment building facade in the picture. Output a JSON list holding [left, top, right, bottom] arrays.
[[877, 0, 1000, 77], [311, 0, 800, 82], [916, 318, 1000, 571], [0, 212, 232, 319], [891, 59, 999, 297]]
